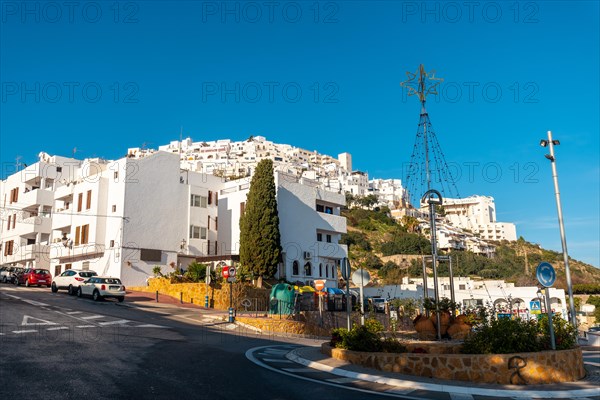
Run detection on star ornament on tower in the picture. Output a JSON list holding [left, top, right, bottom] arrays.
[[401, 64, 444, 104]]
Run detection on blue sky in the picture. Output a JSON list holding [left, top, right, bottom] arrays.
[[1, 1, 599, 267]]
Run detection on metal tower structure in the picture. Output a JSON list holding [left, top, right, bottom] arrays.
[[401, 65, 460, 207]]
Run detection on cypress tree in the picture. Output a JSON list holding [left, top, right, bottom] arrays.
[[239, 159, 282, 282]]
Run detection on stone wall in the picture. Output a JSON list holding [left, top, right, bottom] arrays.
[[236, 316, 330, 337], [129, 278, 268, 310], [322, 343, 585, 385]]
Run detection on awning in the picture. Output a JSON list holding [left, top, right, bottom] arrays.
[[326, 287, 345, 295], [295, 285, 315, 293]]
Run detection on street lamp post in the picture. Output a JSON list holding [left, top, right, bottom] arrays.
[[540, 131, 577, 330]]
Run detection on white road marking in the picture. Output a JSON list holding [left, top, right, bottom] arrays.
[[22, 299, 49, 307], [66, 311, 82, 315], [584, 361, 600, 367], [4, 294, 21, 299], [262, 358, 294, 363], [134, 324, 168, 329], [76, 325, 97, 329], [47, 327, 69, 331], [12, 329, 38, 334], [21, 315, 57, 326], [81, 315, 104, 320], [98, 319, 130, 326]]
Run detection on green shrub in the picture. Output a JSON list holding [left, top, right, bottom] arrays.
[[184, 262, 207, 282], [381, 338, 407, 353], [343, 326, 382, 352], [364, 318, 384, 333], [537, 315, 577, 350], [462, 318, 542, 354]]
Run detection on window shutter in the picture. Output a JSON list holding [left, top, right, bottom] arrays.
[[75, 226, 81, 246], [86, 190, 92, 209], [77, 193, 83, 212], [12, 214, 16, 229]]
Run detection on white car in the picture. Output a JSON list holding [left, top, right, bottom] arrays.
[[77, 276, 126, 302], [51, 269, 98, 295]]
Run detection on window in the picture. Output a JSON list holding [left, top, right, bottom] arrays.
[[331, 265, 336, 279], [326, 234, 332, 243], [316, 204, 324, 212], [3, 240, 14, 256], [325, 206, 333, 214], [77, 193, 83, 212], [7, 215, 11, 230], [207, 240, 211, 254], [319, 263, 323, 277], [207, 216, 210, 230], [215, 217, 218, 231], [304, 262, 312, 276], [12, 214, 16, 229], [56, 167, 62, 173], [114, 171, 119, 180], [191, 194, 207, 208], [240, 202, 246, 216], [112, 205, 116, 213], [459, 284, 466, 290], [189, 226, 207, 239], [75, 226, 81, 246], [140, 249, 161, 262], [110, 240, 115, 248], [215, 192, 218, 206], [86, 190, 92, 209], [55, 265, 62, 277], [81, 224, 89, 244], [317, 233, 322, 242], [325, 264, 329, 278], [292, 261, 299, 276], [10, 188, 19, 203], [208, 191, 212, 205]]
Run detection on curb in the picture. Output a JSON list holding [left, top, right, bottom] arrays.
[[286, 348, 599, 399]]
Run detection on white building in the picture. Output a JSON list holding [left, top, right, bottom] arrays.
[[217, 172, 347, 288], [442, 195, 517, 241], [364, 276, 568, 320], [369, 178, 407, 209]]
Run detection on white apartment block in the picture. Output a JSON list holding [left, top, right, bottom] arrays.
[[217, 172, 348, 288], [442, 195, 517, 241], [2, 149, 348, 288], [369, 178, 407, 208], [364, 276, 568, 320]]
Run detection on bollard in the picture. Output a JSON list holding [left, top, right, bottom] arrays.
[[156, 291, 159, 302], [204, 295, 209, 308], [228, 307, 234, 323], [180, 292, 183, 304], [191, 298, 193, 304]]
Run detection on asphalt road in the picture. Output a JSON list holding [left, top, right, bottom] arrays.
[[0, 285, 391, 400]]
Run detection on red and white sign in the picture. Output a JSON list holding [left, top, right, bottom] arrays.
[[228, 267, 236, 277], [314, 279, 326, 291], [221, 266, 230, 278]]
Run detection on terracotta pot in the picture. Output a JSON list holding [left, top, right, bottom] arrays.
[[430, 312, 451, 335], [414, 315, 436, 340], [447, 321, 472, 340]]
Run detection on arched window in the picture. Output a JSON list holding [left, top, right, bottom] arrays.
[[331, 264, 336, 279], [304, 262, 312, 276], [319, 263, 323, 277], [325, 264, 329, 278], [292, 261, 299, 276]]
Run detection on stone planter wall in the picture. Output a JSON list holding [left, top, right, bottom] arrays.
[[322, 343, 585, 385], [129, 278, 268, 310], [236, 316, 329, 337]]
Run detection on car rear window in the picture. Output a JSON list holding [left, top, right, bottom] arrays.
[[34, 269, 49, 274], [80, 272, 98, 277], [101, 278, 122, 284]]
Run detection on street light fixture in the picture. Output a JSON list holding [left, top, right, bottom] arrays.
[[539, 131, 577, 330]]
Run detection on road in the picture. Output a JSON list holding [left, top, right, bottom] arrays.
[[0, 285, 395, 400], [2, 285, 599, 400]]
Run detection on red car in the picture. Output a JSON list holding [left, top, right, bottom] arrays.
[[15, 268, 52, 287]]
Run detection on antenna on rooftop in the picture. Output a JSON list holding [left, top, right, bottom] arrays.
[[401, 64, 460, 206], [15, 155, 22, 171]]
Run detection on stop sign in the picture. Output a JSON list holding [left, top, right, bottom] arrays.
[[221, 266, 230, 278]]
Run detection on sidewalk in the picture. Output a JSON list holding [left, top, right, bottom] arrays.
[[124, 290, 229, 319], [288, 346, 600, 399]]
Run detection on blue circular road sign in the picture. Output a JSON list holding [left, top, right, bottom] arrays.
[[536, 262, 556, 287]]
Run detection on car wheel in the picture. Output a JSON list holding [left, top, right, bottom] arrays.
[[92, 290, 102, 302], [51, 282, 58, 293], [77, 287, 82, 298], [68, 285, 74, 296], [117, 296, 124, 303], [25, 279, 30, 287]]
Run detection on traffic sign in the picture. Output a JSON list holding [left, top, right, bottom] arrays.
[[228, 267, 236, 277], [351, 268, 371, 287], [341, 257, 350, 280], [536, 262, 556, 287], [530, 300, 541, 315], [222, 266, 230, 278], [314, 279, 326, 291]]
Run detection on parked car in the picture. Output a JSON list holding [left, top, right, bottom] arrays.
[[0, 266, 13, 283], [368, 297, 387, 313], [77, 276, 126, 302], [14, 268, 52, 287], [6, 267, 25, 284], [51, 269, 98, 295]]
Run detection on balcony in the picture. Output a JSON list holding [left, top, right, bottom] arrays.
[[52, 211, 73, 230], [49, 242, 105, 261], [317, 212, 346, 234], [3, 244, 50, 267], [13, 216, 52, 237], [20, 188, 54, 208]]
